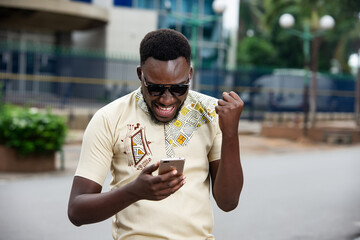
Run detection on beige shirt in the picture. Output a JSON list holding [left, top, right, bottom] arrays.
[[75, 88, 222, 239]]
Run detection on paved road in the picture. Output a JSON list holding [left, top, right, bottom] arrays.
[[212, 145, 360, 240], [1, 144, 360, 240]]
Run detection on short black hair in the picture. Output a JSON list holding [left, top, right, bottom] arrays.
[[139, 29, 191, 65]]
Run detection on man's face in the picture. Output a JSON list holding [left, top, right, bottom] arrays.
[[137, 57, 192, 123]]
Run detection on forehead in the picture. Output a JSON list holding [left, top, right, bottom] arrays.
[[141, 57, 190, 84]]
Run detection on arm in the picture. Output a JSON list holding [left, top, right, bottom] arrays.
[[210, 91, 244, 212], [68, 162, 186, 226]]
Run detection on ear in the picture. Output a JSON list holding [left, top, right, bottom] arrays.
[[189, 66, 193, 80], [136, 66, 142, 81]]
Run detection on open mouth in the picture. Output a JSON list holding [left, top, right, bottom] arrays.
[[154, 104, 176, 118]]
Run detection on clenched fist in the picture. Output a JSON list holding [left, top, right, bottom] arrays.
[[215, 91, 244, 137]]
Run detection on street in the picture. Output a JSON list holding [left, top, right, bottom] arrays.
[[212, 145, 360, 240], [1, 141, 360, 240]]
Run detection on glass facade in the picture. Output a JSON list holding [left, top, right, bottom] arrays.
[[136, 0, 155, 8], [72, 0, 92, 3], [112, 0, 222, 68], [114, 0, 133, 7], [181, 0, 194, 14], [134, 0, 222, 68]]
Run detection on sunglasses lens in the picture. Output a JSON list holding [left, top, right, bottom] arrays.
[[169, 85, 189, 96], [146, 83, 189, 97], [147, 85, 165, 96]]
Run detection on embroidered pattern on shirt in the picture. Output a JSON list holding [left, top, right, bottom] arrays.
[[135, 88, 217, 158], [121, 122, 152, 170], [164, 97, 217, 157]]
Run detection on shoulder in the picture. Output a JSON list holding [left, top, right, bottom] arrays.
[[98, 89, 138, 116], [181, 91, 218, 122], [90, 89, 138, 126], [187, 90, 218, 110]]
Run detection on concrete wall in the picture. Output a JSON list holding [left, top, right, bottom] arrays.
[[103, 7, 158, 97], [92, 0, 113, 9], [72, 27, 106, 50], [70, 7, 158, 99], [105, 7, 158, 57]]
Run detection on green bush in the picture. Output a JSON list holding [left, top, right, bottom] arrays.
[[0, 104, 67, 155]]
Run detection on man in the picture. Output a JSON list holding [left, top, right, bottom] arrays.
[[68, 29, 244, 239]]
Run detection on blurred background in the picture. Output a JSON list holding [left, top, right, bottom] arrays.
[[0, 1, 360, 239], [0, 0, 359, 124]]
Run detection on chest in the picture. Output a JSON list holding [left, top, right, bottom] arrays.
[[110, 111, 215, 185]]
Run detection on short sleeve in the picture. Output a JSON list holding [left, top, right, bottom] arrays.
[[207, 119, 222, 162], [75, 109, 114, 186]]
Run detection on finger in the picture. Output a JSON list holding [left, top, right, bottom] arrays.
[[151, 169, 178, 184], [168, 177, 186, 193], [168, 175, 186, 188], [222, 91, 240, 103], [228, 91, 242, 101], [221, 92, 236, 104], [156, 176, 186, 196], [215, 104, 226, 114], [217, 99, 227, 106], [159, 175, 186, 190], [142, 162, 160, 175], [161, 169, 178, 180], [220, 92, 244, 109]]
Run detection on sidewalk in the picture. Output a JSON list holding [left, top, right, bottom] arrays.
[[2, 120, 356, 182]]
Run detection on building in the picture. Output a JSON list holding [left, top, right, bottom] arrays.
[[0, 0, 237, 107]]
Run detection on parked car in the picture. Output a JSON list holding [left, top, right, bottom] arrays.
[[240, 69, 339, 112]]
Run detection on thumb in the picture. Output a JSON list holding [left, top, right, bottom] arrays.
[[142, 161, 160, 175]]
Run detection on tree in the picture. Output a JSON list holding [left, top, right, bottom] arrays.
[[237, 36, 277, 67], [237, 0, 360, 73]]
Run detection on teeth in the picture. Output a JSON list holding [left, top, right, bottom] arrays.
[[159, 106, 173, 111]]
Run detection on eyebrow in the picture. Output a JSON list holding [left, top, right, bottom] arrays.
[[142, 73, 190, 85]]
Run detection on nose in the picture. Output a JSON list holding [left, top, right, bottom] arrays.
[[158, 89, 175, 105]]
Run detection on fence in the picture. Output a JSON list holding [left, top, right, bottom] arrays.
[[0, 42, 357, 121]]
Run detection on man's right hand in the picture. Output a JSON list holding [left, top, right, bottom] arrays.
[[68, 162, 186, 226], [130, 162, 186, 201]]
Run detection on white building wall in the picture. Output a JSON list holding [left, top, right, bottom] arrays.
[[72, 2, 158, 57], [104, 7, 158, 97], [92, 0, 113, 9], [71, 5, 158, 95], [106, 7, 158, 57]]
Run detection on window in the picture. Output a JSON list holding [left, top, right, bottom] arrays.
[[204, 0, 214, 15], [72, 0, 92, 3], [136, 0, 154, 9], [114, 0, 132, 7], [181, 0, 193, 13]]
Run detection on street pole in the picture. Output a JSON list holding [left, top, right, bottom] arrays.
[[279, 14, 335, 137], [355, 49, 360, 126], [190, 6, 199, 74], [302, 22, 311, 137], [287, 23, 311, 136], [189, 6, 199, 91]]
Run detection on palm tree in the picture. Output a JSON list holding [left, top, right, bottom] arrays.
[[245, 0, 360, 72]]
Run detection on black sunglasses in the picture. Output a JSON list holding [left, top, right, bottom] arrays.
[[142, 73, 190, 97]]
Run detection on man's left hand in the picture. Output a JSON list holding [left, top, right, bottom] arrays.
[[215, 91, 244, 136]]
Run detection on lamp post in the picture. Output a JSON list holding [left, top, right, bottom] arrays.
[[164, 0, 226, 90], [279, 13, 335, 136], [356, 48, 360, 126]]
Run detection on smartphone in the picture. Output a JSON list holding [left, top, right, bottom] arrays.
[[158, 157, 185, 175]]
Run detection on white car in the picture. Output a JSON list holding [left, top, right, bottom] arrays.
[[240, 69, 337, 111]]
